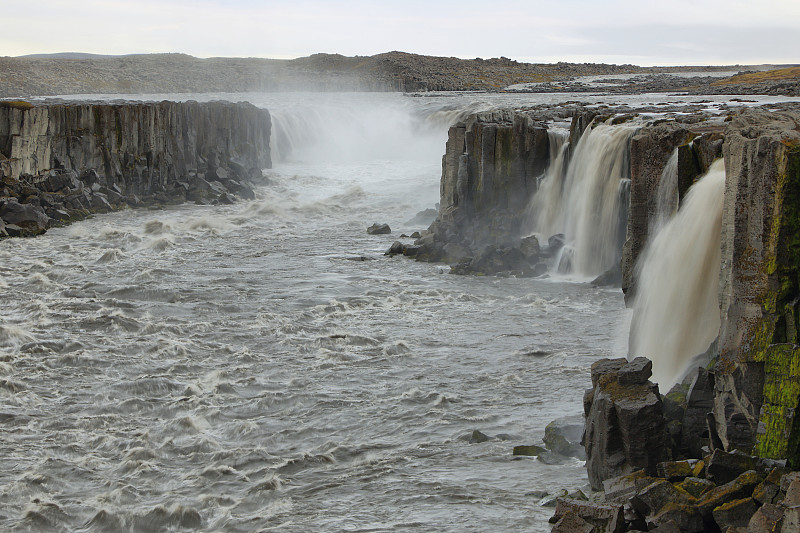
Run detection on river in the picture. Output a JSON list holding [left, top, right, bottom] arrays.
[[1, 90, 795, 532]]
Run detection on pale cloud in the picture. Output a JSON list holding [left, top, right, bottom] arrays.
[[2, 0, 798, 65]]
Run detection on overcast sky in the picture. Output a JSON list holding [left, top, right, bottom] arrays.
[[3, 0, 799, 66]]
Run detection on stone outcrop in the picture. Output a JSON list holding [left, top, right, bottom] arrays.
[[583, 357, 668, 491], [414, 102, 800, 529], [714, 108, 800, 461], [0, 99, 271, 236], [620, 121, 724, 302], [557, 356, 800, 532], [405, 105, 602, 276], [432, 109, 552, 248]]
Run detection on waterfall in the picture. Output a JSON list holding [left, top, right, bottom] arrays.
[[652, 148, 679, 233], [629, 159, 726, 390], [265, 95, 451, 164], [522, 128, 569, 239], [525, 122, 637, 277]]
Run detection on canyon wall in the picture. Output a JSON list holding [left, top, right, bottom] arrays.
[[0, 100, 271, 236], [422, 103, 800, 468]]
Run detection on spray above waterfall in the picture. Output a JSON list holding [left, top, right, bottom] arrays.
[[629, 158, 726, 390], [266, 94, 452, 164]]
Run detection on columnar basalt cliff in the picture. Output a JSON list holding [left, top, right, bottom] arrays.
[[404, 105, 599, 276], [414, 103, 800, 529], [0, 100, 271, 237], [433, 109, 551, 246], [621, 121, 724, 301], [716, 109, 800, 461]]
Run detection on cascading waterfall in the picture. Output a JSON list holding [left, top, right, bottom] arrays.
[[629, 158, 726, 390], [522, 129, 570, 240], [524, 122, 637, 277], [267, 96, 450, 164], [651, 148, 679, 233]]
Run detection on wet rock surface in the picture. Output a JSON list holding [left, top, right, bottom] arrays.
[[0, 100, 271, 237], [551, 357, 800, 532]]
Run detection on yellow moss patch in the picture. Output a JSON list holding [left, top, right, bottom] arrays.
[[0, 100, 34, 110], [711, 67, 800, 86]]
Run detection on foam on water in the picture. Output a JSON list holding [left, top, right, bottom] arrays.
[[0, 92, 648, 533]]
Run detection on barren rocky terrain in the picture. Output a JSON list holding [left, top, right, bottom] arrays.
[[1, 51, 797, 96]]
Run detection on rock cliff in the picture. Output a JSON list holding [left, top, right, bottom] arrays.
[[715, 109, 800, 461], [417, 103, 800, 479], [0, 99, 271, 236]]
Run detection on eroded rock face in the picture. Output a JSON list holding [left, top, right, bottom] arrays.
[[620, 121, 724, 303], [0, 100, 272, 235], [583, 357, 668, 490], [714, 108, 800, 462], [431, 109, 551, 250]]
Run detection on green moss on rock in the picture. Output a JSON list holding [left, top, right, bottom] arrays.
[[753, 146, 800, 465]]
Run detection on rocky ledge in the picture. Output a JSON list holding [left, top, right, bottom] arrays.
[[550, 358, 800, 533], [0, 99, 271, 237]]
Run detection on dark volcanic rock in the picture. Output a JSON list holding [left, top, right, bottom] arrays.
[[706, 448, 759, 485], [543, 415, 586, 459], [618, 357, 653, 385], [583, 357, 667, 490], [367, 223, 391, 235], [0, 100, 272, 237], [551, 499, 625, 533]]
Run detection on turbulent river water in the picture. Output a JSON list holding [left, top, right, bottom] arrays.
[[1, 91, 797, 532]]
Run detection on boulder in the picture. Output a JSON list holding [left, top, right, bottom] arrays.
[[784, 477, 800, 506], [630, 479, 691, 518], [41, 170, 75, 192], [712, 497, 759, 530], [647, 503, 705, 533], [590, 358, 628, 388], [656, 459, 699, 482], [551, 511, 593, 533], [678, 476, 715, 498], [519, 235, 540, 260], [748, 503, 786, 533], [618, 357, 653, 385], [583, 357, 667, 490], [539, 490, 568, 507], [367, 223, 391, 235], [469, 430, 489, 444], [706, 449, 758, 485], [602, 470, 657, 504], [386, 241, 405, 255], [696, 470, 762, 518], [550, 499, 625, 533], [753, 468, 786, 505], [512, 445, 546, 457], [544, 415, 585, 459], [0, 197, 49, 227]]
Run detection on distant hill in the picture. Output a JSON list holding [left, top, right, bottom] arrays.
[[0, 51, 797, 97], [17, 52, 122, 59]]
